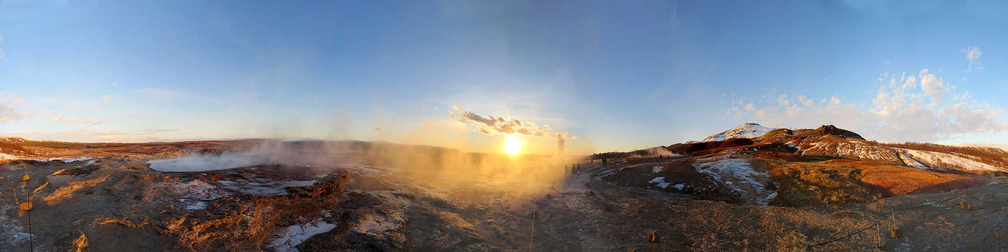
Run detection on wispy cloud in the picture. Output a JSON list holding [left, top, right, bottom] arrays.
[[131, 88, 182, 100], [0, 93, 33, 122], [50, 116, 111, 125], [962, 46, 982, 72], [450, 105, 573, 139], [143, 129, 179, 133], [10, 128, 180, 143], [0, 34, 5, 58], [726, 69, 1005, 142], [101, 95, 114, 102]]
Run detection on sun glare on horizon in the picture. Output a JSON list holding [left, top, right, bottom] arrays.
[[504, 135, 522, 156]]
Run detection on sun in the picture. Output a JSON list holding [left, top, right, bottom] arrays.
[[504, 135, 522, 156]]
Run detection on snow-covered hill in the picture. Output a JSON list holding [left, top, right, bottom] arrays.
[[702, 123, 775, 142]]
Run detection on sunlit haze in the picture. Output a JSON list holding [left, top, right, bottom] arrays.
[[504, 135, 522, 156]]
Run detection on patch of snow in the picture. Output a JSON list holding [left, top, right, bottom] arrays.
[[757, 191, 778, 205], [72, 159, 99, 168], [0, 204, 34, 249], [896, 150, 931, 170], [652, 166, 662, 173], [352, 192, 409, 237], [802, 140, 898, 162], [597, 169, 615, 178], [355, 212, 405, 236], [703, 123, 775, 142], [673, 184, 685, 190], [267, 219, 338, 252], [10, 232, 33, 245], [185, 201, 208, 210], [283, 180, 317, 187], [241, 187, 287, 196], [693, 156, 776, 205], [649, 177, 670, 188], [901, 148, 1001, 172], [895, 237, 912, 252], [61, 157, 96, 163], [162, 180, 231, 201], [25, 157, 96, 163]]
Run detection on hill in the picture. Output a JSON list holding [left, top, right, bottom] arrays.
[[702, 123, 775, 142], [605, 124, 1006, 207]]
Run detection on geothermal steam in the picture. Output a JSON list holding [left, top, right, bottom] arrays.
[[148, 139, 571, 195]]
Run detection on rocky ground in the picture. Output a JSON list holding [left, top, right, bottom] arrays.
[[2, 138, 1008, 251]]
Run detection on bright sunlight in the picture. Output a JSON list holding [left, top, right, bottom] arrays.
[[504, 135, 522, 156]]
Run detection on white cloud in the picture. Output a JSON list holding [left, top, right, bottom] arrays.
[[0, 34, 5, 58], [450, 105, 574, 139], [962, 46, 982, 72], [0, 93, 33, 122], [725, 69, 1005, 142], [101, 95, 113, 102], [50, 116, 111, 125]]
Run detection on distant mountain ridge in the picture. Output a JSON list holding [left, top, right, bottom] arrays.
[[702, 123, 775, 142]]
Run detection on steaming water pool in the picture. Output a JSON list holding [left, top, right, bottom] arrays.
[[148, 153, 270, 172]]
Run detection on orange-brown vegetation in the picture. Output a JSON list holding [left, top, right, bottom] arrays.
[[764, 157, 991, 206], [0, 138, 31, 155], [844, 159, 989, 196], [764, 159, 879, 206], [44, 174, 111, 206], [165, 173, 349, 251]]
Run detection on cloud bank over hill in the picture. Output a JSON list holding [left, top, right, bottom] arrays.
[[726, 69, 1006, 142]]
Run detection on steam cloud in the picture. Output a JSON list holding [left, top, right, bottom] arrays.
[[556, 133, 566, 154], [450, 105, 573, 139]]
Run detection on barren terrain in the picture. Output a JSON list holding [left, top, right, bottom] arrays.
[[2, 128, 1008, 251]]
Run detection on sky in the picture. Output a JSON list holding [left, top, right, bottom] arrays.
[[1, 0, 1008, 154]]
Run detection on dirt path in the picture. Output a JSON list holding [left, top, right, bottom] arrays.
[[560, 164, 597, 191]]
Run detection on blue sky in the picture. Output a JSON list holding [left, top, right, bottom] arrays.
[[1, 1, 1008, 153]]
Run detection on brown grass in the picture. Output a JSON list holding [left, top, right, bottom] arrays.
[[165, 173, 349, 251], [766, 160, 879, 206], [93, 217, 150, 229], [0, 140, 31, 155], [73, 232, 89, 252], [44, 174, 111, 206]]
